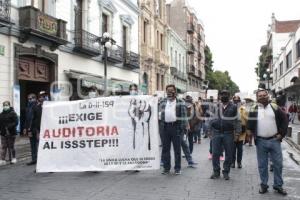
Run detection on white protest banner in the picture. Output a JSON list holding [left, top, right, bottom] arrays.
[[36, 95, 160, 172]]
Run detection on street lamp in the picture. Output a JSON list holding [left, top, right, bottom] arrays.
[[93, 32, 118, 96], [263, 68, 271, 91]]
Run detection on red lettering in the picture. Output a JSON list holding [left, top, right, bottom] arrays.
[[97, 127, 104, 136], [43, 129, 50, 138], [86, 127, 95, 137], [111, 126, 118, 135], [77, 127, 84, 137], [53, 128, 61, 138], [106, 126, 110, 136], [63, 128, 71, 138]]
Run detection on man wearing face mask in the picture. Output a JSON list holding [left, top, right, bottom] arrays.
[[88, 86, 99, 98], [29, 91, 46, 167], [247, 89, 288, 195], [159, 84, 188, 175], [209, 90, 241, 180], [23, 94, 38, 165]]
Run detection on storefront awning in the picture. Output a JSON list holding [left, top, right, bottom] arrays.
[[64, 70, 133, 93]]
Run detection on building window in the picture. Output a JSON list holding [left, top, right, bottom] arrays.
[[74, 0, 83, 30], [296, 40, 300, 58], [143, 20, 147, 43], [122, 25, 128, 53], [161, 75, 164, 90], [175, 51, 177, 67], [156, 73, 160, 90], [279, 62, 283, 76], [156, 31, 159, 49], [160, 33, 163, 51], [102, 13, 109, 34], [286, 51, 292, 70], [274, 69, 277, 81]]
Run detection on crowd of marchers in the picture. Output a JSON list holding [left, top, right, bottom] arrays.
[[1, 83, 298, 196]]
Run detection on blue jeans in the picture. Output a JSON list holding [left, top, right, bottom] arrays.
[[211, 131, 234, 174], [256, 137, 283, 187], [181, 134, 192, 163], [161, 124, 182, 171]]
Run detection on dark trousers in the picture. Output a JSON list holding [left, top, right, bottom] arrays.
[[232, 141, 243, 164], [29, 131, 39, 162], [1, 135, 16, 160], [211, 132, 234, 174], [162, 123, 182, 171], [188, 131, 194, 154]]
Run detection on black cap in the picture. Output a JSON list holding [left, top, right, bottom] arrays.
[[220, 90, 230, 95]]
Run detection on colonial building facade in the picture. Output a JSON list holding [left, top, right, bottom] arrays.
[[0, 0, 139, 130], [138, 0, 169, 95], [166, 0, 205, 92], [167, 28, 187, 93]]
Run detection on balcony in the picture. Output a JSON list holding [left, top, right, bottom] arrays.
[[0, 0, 12, 27], [187, 43, 195, 54], [187, 23, 195, 34], [155, 50, 169, 67], [187, 65, 195, 75], [107, 45, 123, 63], [73, 29, 100, 57], [124, 51, 140, 69], [197, 70, 203, 80], [141, 43, 154, 61], [176, 71, 188, 81], [170, 66, 178, 76], [19, 6, 67, 50], [198, 51, 202, 60]]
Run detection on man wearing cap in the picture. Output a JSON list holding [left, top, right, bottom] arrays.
[[209, 90, 241, 180], [247, 89, 288, 195]]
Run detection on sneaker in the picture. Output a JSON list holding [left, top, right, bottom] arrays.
[[237, 163, 242, 169], [161, 169, 170, 175], [0, 160, 6, 166], [174, 170, 181, 175], [210, 172, 220, 179], [220, 156, 225, 161], [208, 153, 212, 160], [273, 187, 287, 196], [11, 158, 17, 164], [223, 173, 230, 180], [188, 161, 198, 168], [259, 185, 268, 194]]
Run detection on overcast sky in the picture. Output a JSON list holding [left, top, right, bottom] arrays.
[[186, 0, 300, 93]]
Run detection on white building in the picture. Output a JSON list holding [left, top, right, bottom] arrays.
[[272, 26, 300, 104], [167, 28, 188, 93], [0, 0, 139, 130]]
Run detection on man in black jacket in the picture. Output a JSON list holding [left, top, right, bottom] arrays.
[[209, 90, 241, 180], [29, 91, 46, 165], [247, 89, 288, 195]]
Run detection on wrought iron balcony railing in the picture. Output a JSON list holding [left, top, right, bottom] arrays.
[[125, 51, 139, 69], [187, 23, 194, 34], [187, 43, 195, 54], [0, 0, 11, 25], [73, 29, 100, 56]]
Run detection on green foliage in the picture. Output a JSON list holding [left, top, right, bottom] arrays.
[[204, 45, 240, 95], [256, 46, 272, 80]]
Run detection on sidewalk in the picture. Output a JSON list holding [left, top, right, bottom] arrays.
[[286, 117, 300, 152]]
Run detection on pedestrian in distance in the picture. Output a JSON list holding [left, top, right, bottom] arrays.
[[247, 89, 288, 195], [209, 90, 241, 180], [231, 96, 247, 169], [23, 94, 38, 166], [159, 84, 188, 175], [288, 103, 298, 124], [0, 101, 18, 165]]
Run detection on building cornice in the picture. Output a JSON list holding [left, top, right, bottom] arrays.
[[121, 0, 140, 14]]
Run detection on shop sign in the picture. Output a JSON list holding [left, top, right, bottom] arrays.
[[37, 13, 58, 36]]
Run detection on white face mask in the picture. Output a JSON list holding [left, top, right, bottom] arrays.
[[130, 91, 138, 96], [88, 92, 97, 98]]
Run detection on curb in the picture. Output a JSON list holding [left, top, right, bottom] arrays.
[[285, 137, 300, 153]]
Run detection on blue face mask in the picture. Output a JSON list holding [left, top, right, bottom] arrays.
[[130, 91, 138, 96]]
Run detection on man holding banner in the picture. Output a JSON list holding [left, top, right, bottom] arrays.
[[159, 84, 188, 175]]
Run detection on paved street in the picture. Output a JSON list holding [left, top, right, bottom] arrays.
[[0, 138, 300, 200]]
